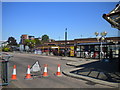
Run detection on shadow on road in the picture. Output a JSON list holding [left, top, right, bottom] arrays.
[[71, 59, 120, 83]]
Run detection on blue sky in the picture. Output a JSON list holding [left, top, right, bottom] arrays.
[[2, 2, 120, 43]]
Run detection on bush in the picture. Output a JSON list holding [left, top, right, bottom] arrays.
[[3, 47, 10, 52]]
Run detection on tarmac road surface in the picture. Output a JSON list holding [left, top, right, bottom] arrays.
[[3, 52, 116, 88]]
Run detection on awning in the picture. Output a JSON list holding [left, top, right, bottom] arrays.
[[77, 42, 109, 46]]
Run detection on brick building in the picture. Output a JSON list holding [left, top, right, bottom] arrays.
[[20, 34, 35, 44]]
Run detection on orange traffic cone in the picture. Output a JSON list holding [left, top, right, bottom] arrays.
[[11, 65, 17, 80], [56, 64, 62, 76], [42, 64, 48, 77], [25, 65, 32, 80]]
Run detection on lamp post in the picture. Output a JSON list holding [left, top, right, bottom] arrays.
[[95, 31, 107, 60], [65, 28, 67, 57]]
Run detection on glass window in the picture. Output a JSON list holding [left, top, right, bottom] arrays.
[[84, 46, 89, 51], [95, 45, 99, 51], [90, 45, 94, 51], [80, 46, 85, 51]]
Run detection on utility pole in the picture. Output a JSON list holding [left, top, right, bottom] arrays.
[[65, 28, 67, 56]]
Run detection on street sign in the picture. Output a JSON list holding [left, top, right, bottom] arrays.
[[30, 61, 41, 72]]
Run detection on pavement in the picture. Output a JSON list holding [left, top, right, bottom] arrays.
[[62, 58, 120, 88]]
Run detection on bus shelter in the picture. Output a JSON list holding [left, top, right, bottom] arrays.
[[76, 42, 120, 59]]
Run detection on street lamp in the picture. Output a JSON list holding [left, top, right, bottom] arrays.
[[65, 28, 67, 56], [95, 31, 107, 59]]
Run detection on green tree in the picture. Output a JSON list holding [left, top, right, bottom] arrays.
[[24, 39, 36, 49], [24, 39, 31, 46], [7, 37, 17, 46], [34, 38, 42, 46], [41, 34, 49, 43]]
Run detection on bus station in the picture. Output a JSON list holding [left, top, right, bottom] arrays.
[[35, 37, 120, 59]]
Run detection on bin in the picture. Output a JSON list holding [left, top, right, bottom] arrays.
[[0, 53, 13, 86]]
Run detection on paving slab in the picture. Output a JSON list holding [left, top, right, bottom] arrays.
[[63, 59, 120, 88], [66, 59, 98, 66], [62, 67, 119, 88]]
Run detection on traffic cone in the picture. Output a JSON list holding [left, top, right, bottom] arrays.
[[25, 65, 32, 80], [11, 65, 17, 80], [42, 64, 48, 77], [56, 64, 62, 76]]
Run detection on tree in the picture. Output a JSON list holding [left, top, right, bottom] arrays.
[[24, 39, 31, 46], [34, 38, 42, 46], [7, 37, 17, 46], [24, 39, 36, 49], [41, 34, 49, 43]]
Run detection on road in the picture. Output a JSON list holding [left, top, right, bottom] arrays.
[[5, 52, 113, 88]]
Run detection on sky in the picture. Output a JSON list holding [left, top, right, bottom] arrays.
[[2, 2, 120, 43]]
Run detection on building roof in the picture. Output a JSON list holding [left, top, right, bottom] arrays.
[[77, 42, 114, 45]]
